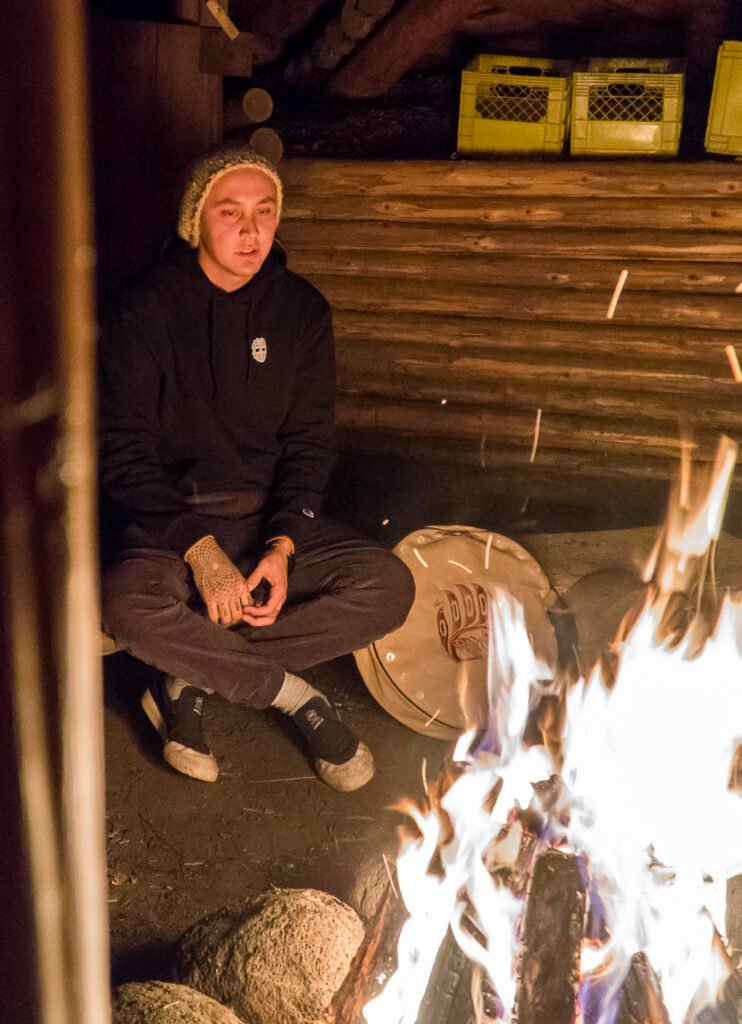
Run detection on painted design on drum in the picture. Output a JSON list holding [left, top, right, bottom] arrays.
[[436, 582, 489, 661]]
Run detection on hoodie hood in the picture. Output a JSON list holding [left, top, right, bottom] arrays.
[[160, 234, 288, 303]]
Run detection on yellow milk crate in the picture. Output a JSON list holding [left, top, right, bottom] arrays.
[[705, 41, 742, 155], [571, 58, 685, 156], [457, 55, 573, 155]]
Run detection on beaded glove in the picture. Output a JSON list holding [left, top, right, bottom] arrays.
[[184, 534, 252, 625]]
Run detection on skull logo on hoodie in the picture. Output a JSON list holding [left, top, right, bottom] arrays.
[[251, 336, 267, 363]]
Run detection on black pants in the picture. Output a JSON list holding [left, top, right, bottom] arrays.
[[101, 498, 415, 709]]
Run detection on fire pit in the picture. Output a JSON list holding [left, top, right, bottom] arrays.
[[328, 440, 742, 1024]]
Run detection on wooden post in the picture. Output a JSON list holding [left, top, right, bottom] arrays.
[[0, 2, 109, 1024]]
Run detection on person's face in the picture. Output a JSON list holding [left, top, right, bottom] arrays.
[[198, 167, 278, 291]]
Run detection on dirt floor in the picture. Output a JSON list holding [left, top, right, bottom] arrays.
[[104, 647, 448, 986], [104, 516, 742, 992]]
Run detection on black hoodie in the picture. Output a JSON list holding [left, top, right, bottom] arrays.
[[98, 239, 335, 555]]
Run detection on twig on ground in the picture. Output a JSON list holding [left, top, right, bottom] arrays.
[[382, 853, 399, 899]]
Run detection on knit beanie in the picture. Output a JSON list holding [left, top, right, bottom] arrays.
[[177, 145, 283, 248]]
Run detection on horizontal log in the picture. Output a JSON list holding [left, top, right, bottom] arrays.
[[331, 310, 742, 364], [335, 367, 742, 431], [334, 336, 740, 391], [335, 395, 731, 459], [199, 26, 254, 75], [280, 159, 742, 199], [335, 428, 716, 482], [311, 274, 742, 331], [282, 195, 742, 232], [279, 220, 742, 261], [289, 250, 742, 295]]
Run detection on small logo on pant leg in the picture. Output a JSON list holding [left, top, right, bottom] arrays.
[[251, 337, 267, 362]]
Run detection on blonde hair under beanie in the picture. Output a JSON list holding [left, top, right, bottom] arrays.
[[177, 145, 283, 248]]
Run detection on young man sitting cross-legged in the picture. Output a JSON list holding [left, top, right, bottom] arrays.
[[98, 145, 414, 790]]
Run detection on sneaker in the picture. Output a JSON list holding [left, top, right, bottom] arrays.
[[292, 696, 375, 792], [141, 676, 219, 783]]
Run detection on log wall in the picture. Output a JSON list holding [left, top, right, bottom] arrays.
[[278, 159, 742, 487]]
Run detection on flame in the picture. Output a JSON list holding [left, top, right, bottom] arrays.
[[363, 438, 742, 1024]]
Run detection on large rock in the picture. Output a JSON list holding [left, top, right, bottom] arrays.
[[111, 981, 243, 1024], [176, 888, 364, 1024]]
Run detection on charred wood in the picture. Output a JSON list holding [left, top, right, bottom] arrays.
[[327, 879, 408, 1024], [614, 952, 671, 1024], [516, 850, 586, 1024]]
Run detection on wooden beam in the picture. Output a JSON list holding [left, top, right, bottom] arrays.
[[89, 18, 223, 293], [204, 0, 238, 39], [280, 159, 742, 200], [199, 25, 253, 75], [279, 219, 742, 262], [289, 250, 742, 295], [335, 395, 727, 460], [306, 273, 742, 332], [329, 309, 742, 365], [335, 430, 719, 482], [335, 358, 742, 419], [325, 0, 481, 97], [282, 194, 742, 233]]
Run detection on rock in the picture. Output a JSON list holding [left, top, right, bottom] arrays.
[[111, 980, 243, 1024], [176, 888, 364, 1024], [346, 847, 398, 925]]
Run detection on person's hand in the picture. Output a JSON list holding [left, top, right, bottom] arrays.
[[242, 541, 291, 627], [184, 534, 252, 626]]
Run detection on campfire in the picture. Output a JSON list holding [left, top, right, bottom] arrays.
[[330, 437, 742, 1024]]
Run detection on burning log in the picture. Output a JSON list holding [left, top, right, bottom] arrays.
[[328, 878, 409, 1024], [614, 953, 671, 1024], [516, 850, 586, 1024]]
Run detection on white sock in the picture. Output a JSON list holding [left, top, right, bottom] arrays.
[[166, 676, 213, 699], [271, 672, 325, 716]]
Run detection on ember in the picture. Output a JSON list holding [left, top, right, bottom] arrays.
[[357, 438, 742, 1024]]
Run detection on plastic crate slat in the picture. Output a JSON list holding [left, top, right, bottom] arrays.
[[705, 40, 742, 156]]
